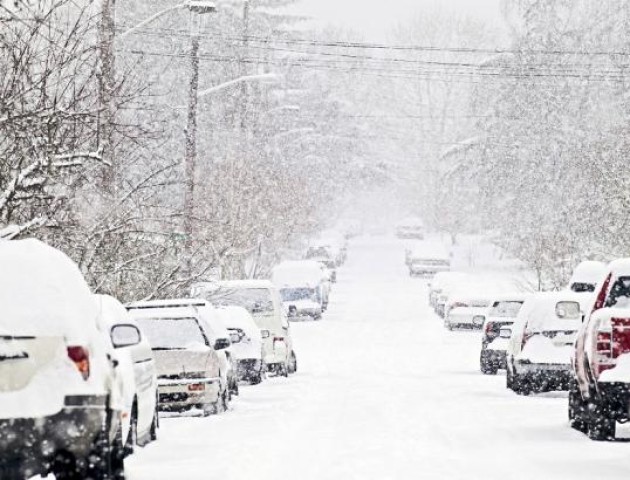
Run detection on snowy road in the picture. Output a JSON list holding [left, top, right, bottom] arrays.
[[127, 236, 630, 480]]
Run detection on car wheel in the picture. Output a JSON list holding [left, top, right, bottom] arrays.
[[587, 400, 616, 441], [288, 351, 298, 374], [51, 451, 81, 480], [149, 407, 159, 442], [506, 366, 514, 391], [568, 380, 588, 433], [86, 412, 125, 480], [124, 405, 138, 456], [513, 373, 532, 396], [232, 379, 240, 396], [480, 352, 497, 375]]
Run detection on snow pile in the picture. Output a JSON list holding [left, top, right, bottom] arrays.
[[0, 239, 99, 343], [600, 353, 630, 383]]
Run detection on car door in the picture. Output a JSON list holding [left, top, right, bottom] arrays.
[[128, 334, 157, 437]]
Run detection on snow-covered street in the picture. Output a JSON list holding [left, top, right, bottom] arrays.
[[127, 236, 630, 480]]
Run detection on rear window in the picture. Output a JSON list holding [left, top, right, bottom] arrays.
[[605, 276, 630, 309], [570, 282, 595, 293], [137, 317, 207, 350], [489, 301, 524, 318]]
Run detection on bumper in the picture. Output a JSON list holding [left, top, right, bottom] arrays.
[[0, 395, 109, 479], [157, 377, 220, 411], [482, 349, 507, 369], [515, 361, 572, 388]]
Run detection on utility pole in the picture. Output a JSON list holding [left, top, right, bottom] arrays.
[[183, 33, 201, 278], [98, 0, 116, 192]]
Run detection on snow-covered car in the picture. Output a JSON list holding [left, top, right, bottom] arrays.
[[479, 294, 528, 375], [218, 306, 267, 384], [127, 300, 229, 416], [406, 247, 451, 277], [280, 286, 323, 320], [272, 260, 331, 312], [96, 294, 159, 454], [395, 217, 425, 239], [193, 280, 297, 377], [569, 259, 630, 440], [444, 306, 487, 331], [568, 260, 606, 293], [506, 292, 588, 395], [0, 240, 126, 480], [428, 271, 471, 310], [443, 293, 492, 323]]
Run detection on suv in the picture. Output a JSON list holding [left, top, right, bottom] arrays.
[[479, 295, 527, 375], [0, 239, 125, 480], [127, 300, 230, 416], [569, 259, 630, 440]]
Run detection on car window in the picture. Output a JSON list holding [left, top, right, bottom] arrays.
[[570, 282, 595, 293], [489, 301, 524, 318], [280, 288, 317, 302], [136, 317, 207, 350], [605, 276, 630, 308], [203, 287, 274, 314]]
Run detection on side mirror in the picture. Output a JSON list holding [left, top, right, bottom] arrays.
[[472, 316, 485, 328], [229, 332, 242, 344], [499, 328, 512, 339], [260, 329, 270, 339], [287, 305, 298, 318], [214, 338, 231, 350], [111, 324, 141, 349]]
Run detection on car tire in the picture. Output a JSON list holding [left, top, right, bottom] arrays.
[[124, 405, 138, 457], [149, 407, 159, 442], [506, 366, 514, 391], [513, 373, 532, 396], [587, 400, 616, 441], [480, 352, 497, 375], [568, 380, 588, 433], [288, 351, 298, 375], [85, 412, 125, 480]]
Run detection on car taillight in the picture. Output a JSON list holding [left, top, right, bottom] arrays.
[[484, 322, 496, 338], [273, 336, 285, 343], [593, 317, 630, 375], [67, 346, 90, 380], [594, 330, 614, 375]]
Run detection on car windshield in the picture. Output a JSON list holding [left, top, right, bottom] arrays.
[[136, 317, 206, 350], [571, 282, 596, 293], [605, 276, 630, 308], [280, 288, 317, 302], [488, 301, 524, 318], [204, 287, 274, 313]]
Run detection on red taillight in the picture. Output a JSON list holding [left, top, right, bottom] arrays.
[[67, 346, 90, 380], [188, 383, 205, 392], [484, 322, 494, 335], [594, 330, 614, 375]]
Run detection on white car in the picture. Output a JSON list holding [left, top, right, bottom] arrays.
[[127, 300, 230, 416], [443, 293, 492, 325], [193, 280, 297, 377], [428, 272, 471, 310], [444, 306, 487, 330], [217, 306, 266, 384], [506, 292, 590, 395], [0, 239, 125, 479], [95, 294, 159, 453], [272, 260, 331, 312], [568, 260, 606, 293], [406, 246, 450, 277]]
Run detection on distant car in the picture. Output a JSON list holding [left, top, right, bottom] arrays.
[[568, 260, 606, 293], [193, 280, 297, 377], [479, 295, 528, 375], [272, 260, 331, 312], [0, 240, 125, 480], [506, 292, 588, 395], [218, 306, 267, 384], [407, 249, 450, 277], [96, 294, 159, 454], [127, 300, 230, 416], [428, 272, 471, 311], [443, 293, 492, 321], [569, 259, 630, 440], [444, 306, 487, 331], [395, 218, 425, 239]]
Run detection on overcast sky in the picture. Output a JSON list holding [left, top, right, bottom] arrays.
[[288, 0, 504, 41]]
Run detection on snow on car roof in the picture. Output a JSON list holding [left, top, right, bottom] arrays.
[[94, 294, 135, 329], [488, 293, 531, 303], [569, 260, 607, 284], [607, 258, 630, 277], [0, 239, 99, 342], [126, 298, 208, 320], [272, 260, 324, 286], [216, 306, 259, 336]]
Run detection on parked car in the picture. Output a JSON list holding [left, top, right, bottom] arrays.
[[443, 292, 493, 324], [569, 259, 630, 440], [279, 286, 323, 320], [479, 294, 528, 375], [96, 294, 159, 454], [428, 272, 471, 311], [0, 239, 125, 480], [406, 247, 451, 277], [218, 306, 267, 384], [272, 260, 331, 312], [193, 280, 297, 377], [506, 292, 588, 395], [568, 260, 606, 293], [395, 217, 425, 239], [126, 299, 230, 416], [444, 306, 488, 331]]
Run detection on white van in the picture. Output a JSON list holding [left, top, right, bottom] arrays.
[[0, 239, 125, 480], [192, 280, 297, 377], [95, 294, 159, 452], [272, 260, 331, 315]]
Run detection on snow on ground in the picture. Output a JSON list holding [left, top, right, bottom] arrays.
[[127, 236, 630, 480]]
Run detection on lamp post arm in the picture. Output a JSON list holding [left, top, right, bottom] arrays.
[[197, 73, 279, 99], [117, 3, 185, 40]]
